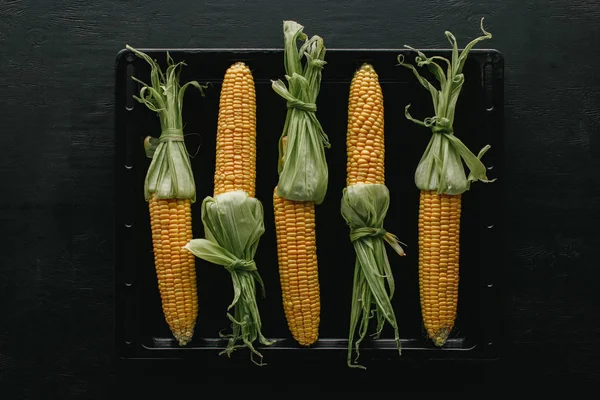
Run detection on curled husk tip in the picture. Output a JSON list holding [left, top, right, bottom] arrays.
[[126, 45, 207, 201], [397, 18, 496, 195]]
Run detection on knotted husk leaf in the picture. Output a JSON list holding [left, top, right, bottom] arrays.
[[271, 20, 330, 204], [397, 18, 496, 194], [184, 191, 273, 365], [340, 183, 406, 369], [126, 45, 206, 201]]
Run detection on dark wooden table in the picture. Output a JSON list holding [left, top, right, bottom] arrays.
[[1, 0, 598, 397]]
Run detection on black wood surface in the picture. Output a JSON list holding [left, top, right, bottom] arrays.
[[1, 0, 599, 397]]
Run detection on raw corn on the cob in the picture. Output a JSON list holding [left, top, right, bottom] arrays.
[[273, 187, 320, 346], [148, 195, 197, 345], [213, 62, 257, 198], [397, 18, 495, 346], [346, 64, 385, 187], [126, 45, 205, 346], [271, 21, 329, 346], [341, 63, 405, 369], [418, 190, 461, 346], [185, 62, 273, 365]]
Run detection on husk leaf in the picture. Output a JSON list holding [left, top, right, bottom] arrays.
[[397, 18, 496, 194], [272, 20, 330, 204], [340, 183, 405, 369], [125, 45, 207, 201], [184, 191, 273, 365]]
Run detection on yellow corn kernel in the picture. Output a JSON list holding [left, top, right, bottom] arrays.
[[273, 188, 320, 346], [214, 62, 257, 197], [346, 63, 385, 186], [418, 190, 462, 346], [149, 194, 198, 346]]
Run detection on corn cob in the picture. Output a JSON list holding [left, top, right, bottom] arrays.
[[347, 64, 385, 186], [273, 187, 320, 346], [271, 21, 328, 346], [149, 195, 197, 345], [126, 45, 205, 346], [185, 62, 272, 364], [418, 190, 461, 345], [342, 63, 404, 368], [397, 18, 494, 346], [214, 62, 257, 198]]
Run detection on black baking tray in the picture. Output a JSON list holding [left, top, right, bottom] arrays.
[[114, 47, 504, 364]]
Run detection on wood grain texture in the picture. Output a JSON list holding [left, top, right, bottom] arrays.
[[1, 0, 599, 396]]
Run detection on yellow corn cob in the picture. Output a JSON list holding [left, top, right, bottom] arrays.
[[347, 63, 385, 186], [418, 190, 462, 346], [149, 194, 198, 346], [127, 46, 203, 346], [183, 61, 274, 363], [343, 63, 404, 368], [398, 20, 493, 348], [273, 188, 320, 346], [214, 62, 257, 197]]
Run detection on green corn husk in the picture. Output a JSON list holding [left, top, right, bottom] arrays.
[[184, 190, 274, 365], [271, 20, 330, 204], [126, 45, 206, 201], [341, 183, 406, 369], [397, 18, 495, 194]]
